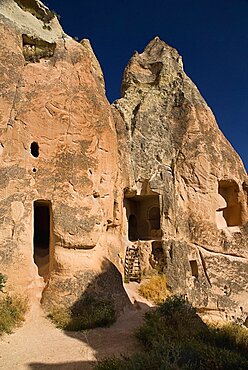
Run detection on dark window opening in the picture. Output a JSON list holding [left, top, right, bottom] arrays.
[[152, 241, 163, 262], [125, 194, 161, 241], [33, 201, 51, 279], [189, 260, 198, 278], [128, 214, 138, 241], [31, 142, 39, 158], [22, 34, 56, 63]]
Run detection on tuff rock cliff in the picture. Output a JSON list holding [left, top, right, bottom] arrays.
[[114, 37, 248, 322], [0, 0, 128, 310], [0, 0, 247, 323]]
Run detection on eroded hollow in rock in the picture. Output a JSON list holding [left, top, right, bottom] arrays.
[[152, 241, 163, 263], [14, 0, 55, 23], [33, 200, 51, 279], [217, 180, 241, 227], [30, 141, 39, 157], [22, 34, 56, 62], [189, 260, 198, 278], [125, 194, 161, 241]]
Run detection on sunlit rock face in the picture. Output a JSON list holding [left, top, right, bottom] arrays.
[[114, 37, 248, 322], [1, 1, 248, 322], [0, 0, 127, 309]]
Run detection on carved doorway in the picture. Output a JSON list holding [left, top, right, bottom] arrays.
[[33, 200, 51, 280]]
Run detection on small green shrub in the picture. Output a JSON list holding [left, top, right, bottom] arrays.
[[48, 295, 116, 331], [95, 344, 181, 370], [0, 273, 7, 292], [178, 339, 248, 370], [136, 295, 207, 347], [96, 342, 248, 370], [138, 274, 168, 304], [94, 357, 124, 370], [157, 294, 193, 316], [47, 305, 71, 329], [0, 294, 28, 335], [95, 295, 248, 370], [203, 323, 248, 358]]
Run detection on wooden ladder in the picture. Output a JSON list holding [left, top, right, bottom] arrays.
[[124, 244, 141, 282]]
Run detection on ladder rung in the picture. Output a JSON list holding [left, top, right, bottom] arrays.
[[125, 245, 141, 283]]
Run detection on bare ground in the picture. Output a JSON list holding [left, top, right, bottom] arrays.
[[0, 283, 152, 370]]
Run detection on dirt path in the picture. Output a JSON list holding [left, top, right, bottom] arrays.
[[0, 283, 152, 370]]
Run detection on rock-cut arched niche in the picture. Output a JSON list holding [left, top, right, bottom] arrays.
[[216, 180, 241, 228], [125, 193, 161, 241]]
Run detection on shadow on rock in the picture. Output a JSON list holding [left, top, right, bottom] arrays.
[[29, 258, 150, 370]]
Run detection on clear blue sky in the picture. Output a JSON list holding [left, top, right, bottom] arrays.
[[44, 0, 248, 170]]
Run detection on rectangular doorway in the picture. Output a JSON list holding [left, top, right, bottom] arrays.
[[33, 200, 51, 280], [124, 194, 161, 241]]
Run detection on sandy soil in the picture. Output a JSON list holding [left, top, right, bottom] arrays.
[[0, 283, 152, 370]]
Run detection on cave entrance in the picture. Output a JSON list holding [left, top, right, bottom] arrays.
[[125, 194, 162, 241], [216, 180, 241, 227], [33, 200, 51, 280]]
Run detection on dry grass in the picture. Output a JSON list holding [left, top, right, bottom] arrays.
[[48, 295, 116, 331], [138, 274, 169, 304], [48, 305, 71, 329], [207, 322, 248, 354], [0, 294, 28, 335]]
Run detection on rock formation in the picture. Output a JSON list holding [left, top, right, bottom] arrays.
[[0, 0, 127, 310], [0, 0, 247, 323], [114, 37, 248, 322]]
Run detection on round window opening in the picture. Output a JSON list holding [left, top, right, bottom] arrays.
[[30, 142, 39, 158]]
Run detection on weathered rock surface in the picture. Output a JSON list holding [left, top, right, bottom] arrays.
[[0, 1, 247, 323], [114, 37, 248, 322], [0, 0, 128, 310]]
